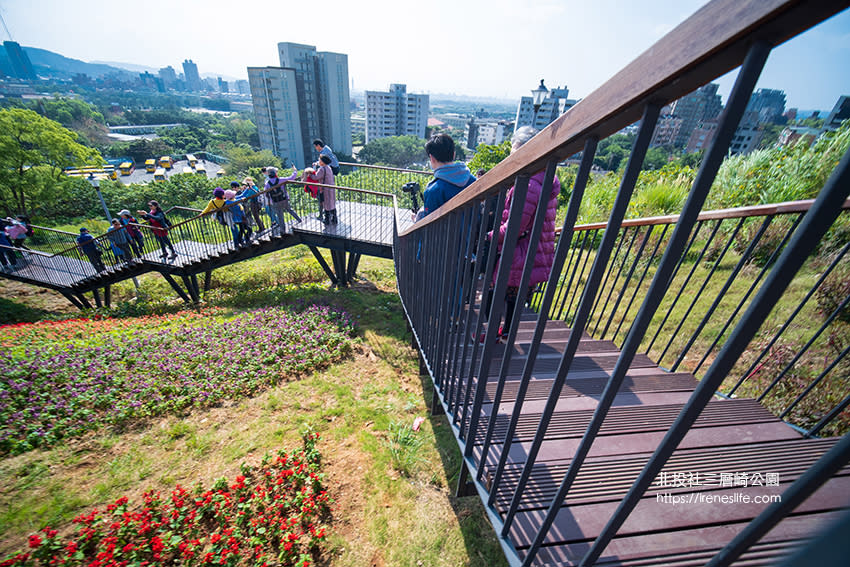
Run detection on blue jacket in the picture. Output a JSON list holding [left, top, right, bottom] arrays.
[[76, 233, 99, 254], [419, 163, 476, 220], [225, 200, 246, 223]]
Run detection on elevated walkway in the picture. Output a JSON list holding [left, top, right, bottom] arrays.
[[1, 187, 412, 307]]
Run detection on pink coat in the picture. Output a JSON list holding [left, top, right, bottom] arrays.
[[492, 169, 560, 288], [315, 164, 336, 210]]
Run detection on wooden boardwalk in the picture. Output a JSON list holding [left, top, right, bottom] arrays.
[[455, 313, 849, 566]]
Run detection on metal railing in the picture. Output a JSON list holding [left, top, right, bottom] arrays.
[[393, 1, 850, 565], [1, 180, 402, 292], [534, 200, 850, 438]]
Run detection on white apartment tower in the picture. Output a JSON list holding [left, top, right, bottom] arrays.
[[248, 43, 351, 167], [515, 84, 576, 130], [365, 84, 429, 143]]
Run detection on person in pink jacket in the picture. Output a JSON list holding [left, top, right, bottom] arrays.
[[485, 126, 560, 343]]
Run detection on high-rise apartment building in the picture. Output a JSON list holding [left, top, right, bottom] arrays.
[[746, 88, 786, 124], [668, 83, 723, 148], [824, 95, 849, 131], [249, 43, 351, 166], [3, 41, 36, 80], [365, 84, 428, 143], [158, 66, 178, 89], [515, 83, 576, 130], [182, 59, 202, 92]]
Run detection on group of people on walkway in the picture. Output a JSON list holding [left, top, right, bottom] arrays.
[[199, 138, 340, 248], [75, 201, 177, 273], [67, 139, 341, 271]]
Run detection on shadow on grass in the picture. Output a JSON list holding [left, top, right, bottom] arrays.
[[416, 363, 511, 567]]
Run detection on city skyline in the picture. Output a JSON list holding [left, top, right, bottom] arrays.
[[1, 0, 847, 111]]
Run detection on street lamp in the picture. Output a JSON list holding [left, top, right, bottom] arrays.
[[531, 79, 549, 127], [87, 173, 112, 222]]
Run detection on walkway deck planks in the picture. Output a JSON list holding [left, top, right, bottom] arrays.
[[453, 314, 849, 565]]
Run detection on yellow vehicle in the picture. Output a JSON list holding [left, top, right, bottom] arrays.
[[186, 154, 197, 168], [119, 161, 135, 176], [109, 169, 119, 180], [195, 164, 207, 176], [159, 156, 173, 170], [216, 169, 226, 177], [145, 159, 157, 173], [154, 168, 167, 182], [182, 166, 193, 174]]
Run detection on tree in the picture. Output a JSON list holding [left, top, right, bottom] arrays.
[[467, 141, 511, 174], [223, 146, 282, 176], [358, 135, 426, 168], [0, 108, 101, 215]]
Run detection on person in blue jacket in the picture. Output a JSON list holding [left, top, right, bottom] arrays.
[[76, 227, 105, 272], [416, 133, 476, 221]]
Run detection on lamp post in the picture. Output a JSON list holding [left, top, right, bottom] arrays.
[[87, 173, 112, 222], [531, 79, 549, 127]]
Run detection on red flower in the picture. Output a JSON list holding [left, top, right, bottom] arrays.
[[28, 535, 42, 549]]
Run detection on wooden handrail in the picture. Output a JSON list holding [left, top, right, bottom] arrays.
[[564, 198, 850, 233], [400, 0, 846, 236]]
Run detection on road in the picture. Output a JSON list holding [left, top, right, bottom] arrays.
[[117, 159, 225, 185]]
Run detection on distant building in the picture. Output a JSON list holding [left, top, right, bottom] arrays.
[[685, 120, 718, 153], [515, 83, 576, 130], [650, 107, 683, 147], [182, 59, 202, 92], [824, 95, 850, 131], [778, 126, 819, 147], [466, 119, 512, 150], [234, 80, 250, 95], [248, 43, 352, 166], [729, 119, 764, 155], [747, 88, 786, 125], [249, 43, 351, 167], [350, 113, 366, 136], [159, 66, 178, 89], [668, 83, 723, 148], [218, 77, 229, 93], [365, 84, 428, 143], [3, 41, 36, 81]]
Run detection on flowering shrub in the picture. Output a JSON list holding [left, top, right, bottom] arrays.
[[1, 433, 330, 567], [0, 305, 355, 455]]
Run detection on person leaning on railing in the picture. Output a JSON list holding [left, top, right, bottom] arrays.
[[482, 126, 560, 344], [415, 133, 476, 221], [76, 227, 106, 272], [265, 166, 302, 235]]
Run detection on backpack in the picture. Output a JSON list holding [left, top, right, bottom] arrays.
[[268, 185, 288, 203], [25, 223, 33, 237]]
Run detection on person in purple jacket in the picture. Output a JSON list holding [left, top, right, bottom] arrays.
[[484, 126, 560, 343]]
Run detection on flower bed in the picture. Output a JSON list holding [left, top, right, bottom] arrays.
[[2, 433, 330, 567], [0, 305, 355, 455]]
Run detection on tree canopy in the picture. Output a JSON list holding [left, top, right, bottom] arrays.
[[0, 108, 101, 215], [358, 136, 427, 168]]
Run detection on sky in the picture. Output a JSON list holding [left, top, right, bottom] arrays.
[[1, 0, 848, 111]]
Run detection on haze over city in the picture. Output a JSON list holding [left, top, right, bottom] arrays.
[[1, 0, 848, 111]]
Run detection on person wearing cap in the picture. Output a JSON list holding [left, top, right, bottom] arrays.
[[106, 218, 134, 263], [264, 166, 301, 235], [236, 178, 265, 232], [118, 210, 145, 257], [201, 188, 229, 230], [76, 227, 105, 272]]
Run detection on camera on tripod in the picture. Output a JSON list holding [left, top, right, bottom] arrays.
[[401, 182, 422, 214]]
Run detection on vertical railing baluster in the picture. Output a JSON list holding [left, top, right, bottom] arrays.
[[502, 102, 661, 539], [485, 138, 598, 499]]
